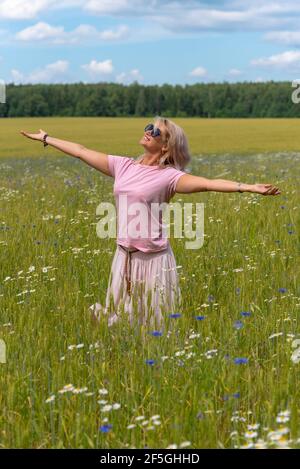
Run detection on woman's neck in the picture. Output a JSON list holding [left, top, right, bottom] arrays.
[[140, 153, 161, 166]]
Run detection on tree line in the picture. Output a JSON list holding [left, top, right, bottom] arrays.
[[0, 80, 299, 118]]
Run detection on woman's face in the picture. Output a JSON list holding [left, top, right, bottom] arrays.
[[139, 123, 166, 153]]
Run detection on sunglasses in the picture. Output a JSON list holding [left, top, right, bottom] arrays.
[[144, 123, 161, 138]]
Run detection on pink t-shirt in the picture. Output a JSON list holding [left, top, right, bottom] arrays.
[[107, 155, 186, 252]]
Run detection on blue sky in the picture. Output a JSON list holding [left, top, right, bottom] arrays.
[[1, 0, 300, 85]]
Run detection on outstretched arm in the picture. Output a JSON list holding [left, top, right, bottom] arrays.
[[19, 128, 112, 177], [175, 174, 281, 196]]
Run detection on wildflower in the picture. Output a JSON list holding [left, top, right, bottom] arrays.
[[166, 444, 177, 449], [135, 416, 145, 421], [277, 410, 290, 418], [244, 431, 258, 439], [169, 313, 181, 318], [277, 427, 290, 435], [150, 331, 163, 336], [72, 387, 88, 394], [240, 443, 254, 449], [179, 441, 191, 448], [278, 288, 287, 293], [234, 320, 243, 330], [45, 395, 55, 403], [247, 423, 260, 430], [99, 424, 112, 433], [101, 404, 113, 412], [267, 431, 282, 441], [240, 311, 251, 317], [58, 384, 74, 393], [234, 357, 248, 365], [291, 349, 300, 364], [195, 315, 206, 320], [112, 403, 121, 410], [145, 359, 155, 365], [127, 424, 136, 429], [98, 388, 108, 395], [232, 392, 240, 398], [269, 332, 283, 339], [276, 415, 290, 423], [254, 440, 267, 449], [189, 333, 200, 340]]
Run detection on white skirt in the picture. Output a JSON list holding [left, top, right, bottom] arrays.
[[89, 243, 182, 328]]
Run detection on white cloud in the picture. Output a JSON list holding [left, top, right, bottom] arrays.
[[81, 59, 113, 75], [189, 66, 208, 78], [116, 68, 143, 84], [84, 0, 132, 15], [264, 30, 300, 46], [0, 0, 52, 20], [3, 1, 300, 35], [11, 59, 69, 84], [251, 50, 300, 68], [227, 68, 242, 76], [16, 22, 64, 41], [15, 22, 130, 44]]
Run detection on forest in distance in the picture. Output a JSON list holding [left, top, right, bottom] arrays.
[[1, 80, 299, 118]]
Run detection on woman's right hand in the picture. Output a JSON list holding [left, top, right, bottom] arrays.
[[20, 128, 47, 142]]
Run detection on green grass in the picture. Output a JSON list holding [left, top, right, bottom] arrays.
[[0, 117, 299, 448]]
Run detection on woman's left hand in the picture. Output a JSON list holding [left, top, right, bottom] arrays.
[[251, 183, 281, 196]]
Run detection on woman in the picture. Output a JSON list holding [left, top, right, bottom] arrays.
[[20, 116, 281, 329]]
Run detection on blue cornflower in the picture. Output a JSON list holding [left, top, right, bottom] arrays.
[[169, 313, 181, 318], [232, 392, 240, 398], [145, 359, 156, 366], [195, 315, 206, 320], [234, 320, 244, 330], [240, 311, 251, 317], [278, 288, 287, 293], [150, 331, 163, 337], [99, 424, 113, 433], [234, 357, 248, 365]]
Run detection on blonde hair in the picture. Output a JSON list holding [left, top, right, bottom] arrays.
[[136, 115, 191, 170]]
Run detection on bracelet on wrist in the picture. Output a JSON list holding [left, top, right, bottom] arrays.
[[43, 134, 49, 147], [237, 182, 243, 193]]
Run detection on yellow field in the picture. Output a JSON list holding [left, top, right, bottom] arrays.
[[1, 117, 300, 158]]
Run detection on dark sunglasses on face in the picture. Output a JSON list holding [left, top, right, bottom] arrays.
[[144, 123, 161, 138]]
